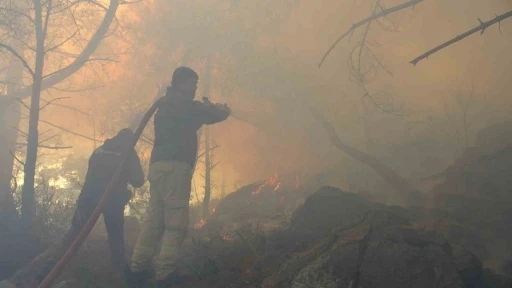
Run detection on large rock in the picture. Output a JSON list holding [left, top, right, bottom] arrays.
[[289, 186, 427, 240], [290, 186, 378, 236], [265, 210, 468, 288], [263, 187, 510, 288], [427, 218, 490, 262], [475, 120, 512, 154], [431, 146, 512, 267]]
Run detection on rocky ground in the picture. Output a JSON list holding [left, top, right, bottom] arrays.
[[3, 141, 512, 287]]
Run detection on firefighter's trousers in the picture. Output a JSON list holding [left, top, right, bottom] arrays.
[[36, 188, 131, 283], [130, 161, 192, 281]]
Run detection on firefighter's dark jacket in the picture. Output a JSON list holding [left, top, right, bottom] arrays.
[[150, 88, 230, 167], [81, 136, 145, 202]]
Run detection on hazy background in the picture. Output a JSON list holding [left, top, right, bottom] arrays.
[[20, 0, 512, 203]]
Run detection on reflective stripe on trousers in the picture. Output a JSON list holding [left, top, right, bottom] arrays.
[[130, 161, 192, 280]]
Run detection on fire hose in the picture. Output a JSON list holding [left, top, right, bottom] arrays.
[[37, 97, 164, 288]]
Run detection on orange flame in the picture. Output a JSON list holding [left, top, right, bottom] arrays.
[[273, 181, 281, 192], [195, 218, 206, 229], [253, 175, 281, 195]]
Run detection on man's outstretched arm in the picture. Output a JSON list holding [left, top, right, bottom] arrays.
[[196, 101, 230, 125]]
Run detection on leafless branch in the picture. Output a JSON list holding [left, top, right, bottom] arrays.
[[211, 161, 220, 170], [39, 100, 91, 116], [50, 0, 81, 14], [38, 134, 58, 144], [89, 0, 109, 11], [0, 43, 35, 76], [0, 7, 35, 25], [13, 127, 28, 139], [17, 142, 72, 150], [319, 0, 424, 67], [39, 128, 53, 138], [14, 98, 31, 111], [197, 144, 220, 159], [42, 0, 53, 39], [361, 83, 404, 116], [119, 0, 144, 4], [38, 145, 72, 150], [410, 10, 512, 66], [45, 28, 81, 54], [7, 33, 36, 53], [41, 57, 118, 79], [38, 118, 102, 142], [10, 151, 25, 166], [47, 84, 103, 93], [307, 103, 422, 204], [40, 97, 70, 111], [7, 0, 120, 101], [347, 0, 402, 115]]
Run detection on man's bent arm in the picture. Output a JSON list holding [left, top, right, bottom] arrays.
[[196, 102, 230, 125], [128, 150, 145, 188]]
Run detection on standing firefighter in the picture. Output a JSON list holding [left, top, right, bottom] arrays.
[[128, 67, 230, 287], [36, 128, 145, 285]]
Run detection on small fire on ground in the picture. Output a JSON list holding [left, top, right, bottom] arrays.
[[251, 173, 301, 195], [195, 218, 206, 229], [252, 175, 281, 195], [222, 234, 233, 241]]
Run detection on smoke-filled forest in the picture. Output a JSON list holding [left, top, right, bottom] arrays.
[[1, 0, 512, 287]]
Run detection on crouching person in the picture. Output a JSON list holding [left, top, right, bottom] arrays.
[[36, 128, 145, 286]]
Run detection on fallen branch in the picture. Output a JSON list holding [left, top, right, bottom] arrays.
[[411, 10, 512, 66], [319, 0, 424, 67], [307, 104, 424, 205]]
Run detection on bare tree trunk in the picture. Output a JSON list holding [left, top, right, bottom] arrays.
[[0, 3, 27, 216], [360, 98, 372, 152], [220, 171, 226, 198], [358, 97, 372, 191], [1, 0, 119, 216], [181, 48, 191, 66], [202, 125, 211, 219], [21, 0, 45, 228], [0, 93, 21, 216], [201, 55, 212, 219], [6, 0, 120, 102]]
